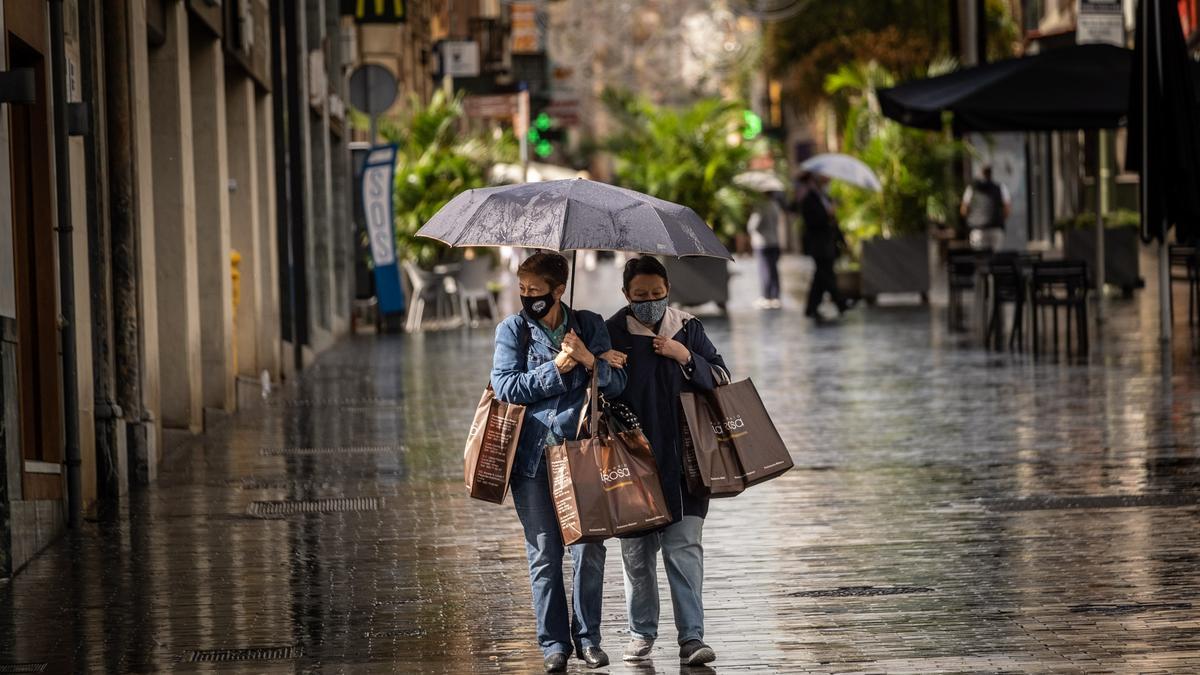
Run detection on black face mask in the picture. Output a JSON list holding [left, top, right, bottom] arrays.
[[521, 292, 556, 320]]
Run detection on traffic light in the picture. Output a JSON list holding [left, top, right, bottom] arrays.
[[527, 112, 565, 159], [742, 110, 763, 140]]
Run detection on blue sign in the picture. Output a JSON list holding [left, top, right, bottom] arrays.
[[361, 145, 405, 315]]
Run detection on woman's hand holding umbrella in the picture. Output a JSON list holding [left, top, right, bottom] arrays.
[[561, 330, 596, 369], [554, 350, 577, 373]]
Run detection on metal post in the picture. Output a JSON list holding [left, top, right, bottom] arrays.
[[1147, 0, 1171, 344], [50, 0, 82, 528], [518, 88, 530, 183], [1095, 130, 1107, 322]]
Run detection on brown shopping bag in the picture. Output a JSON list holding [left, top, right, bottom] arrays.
[[547, 371, 672, 545], [707, 378, 793, 488], [463, 386, 526, 504], [679, 391, 747, 498]]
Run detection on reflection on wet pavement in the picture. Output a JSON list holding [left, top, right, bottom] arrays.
[[2, 256, 1199, 673]]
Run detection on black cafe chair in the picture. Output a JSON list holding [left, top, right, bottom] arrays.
[[1169, 245, 1200, 326], [1030, 260, 1090, 358], [985, 252, 1027, 352]]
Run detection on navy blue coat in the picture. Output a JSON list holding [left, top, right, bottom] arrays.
[[606, 307, 728, 522]]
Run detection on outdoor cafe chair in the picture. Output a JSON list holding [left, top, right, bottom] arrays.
[[1030, 260, 1090, 358], [984, 252, 1028, 351], [456, 257, 501, 326], [948, 247, 986, 332], [1169, 245, 1200, 326]]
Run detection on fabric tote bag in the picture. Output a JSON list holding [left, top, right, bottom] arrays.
[[706, 378, 793, 488], [463, 385, 526, 504], [679, 391, 747, 498], [546, 371, 672, 545]]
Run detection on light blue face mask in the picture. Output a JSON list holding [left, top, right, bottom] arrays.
[[630, 297, 669, 325]]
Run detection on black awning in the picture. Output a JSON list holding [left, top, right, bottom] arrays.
[[878, 44, 1132, 132]]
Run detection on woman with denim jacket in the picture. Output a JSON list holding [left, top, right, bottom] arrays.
[[490, 252, 627, 672]]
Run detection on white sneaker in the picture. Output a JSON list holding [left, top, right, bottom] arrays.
[[623, 638, 654, 662]]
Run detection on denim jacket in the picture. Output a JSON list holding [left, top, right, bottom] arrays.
[[491, 306, 626, 478]]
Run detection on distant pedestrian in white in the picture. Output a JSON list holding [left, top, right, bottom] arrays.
[[960, 165, 1011, 251]]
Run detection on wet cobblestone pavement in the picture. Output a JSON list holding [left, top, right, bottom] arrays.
[[4, 256, 1200, 673]]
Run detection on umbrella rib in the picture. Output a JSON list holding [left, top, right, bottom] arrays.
[[558, 179, 577, 252]]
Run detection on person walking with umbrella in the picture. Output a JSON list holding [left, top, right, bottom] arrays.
[[605, 256, 728, 667], [417, 178, 733, 670], [798, 171, 851, 320], [491, 251, 626, 672]]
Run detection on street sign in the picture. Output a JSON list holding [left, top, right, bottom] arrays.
[[441, 40, 481, 78], [349, 64, 398, 115], [463, 93, 519, 119], [360, 145, 405, 315], [1077, 0, 1125, 47], [510, 2, 543, 54]]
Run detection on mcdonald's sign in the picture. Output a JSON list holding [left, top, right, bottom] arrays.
[[341, 0, 406, 23]]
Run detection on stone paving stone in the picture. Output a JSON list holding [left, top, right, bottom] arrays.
[[0, 256, 1199, 672]]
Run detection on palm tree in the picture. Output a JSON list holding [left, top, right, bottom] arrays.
[[602, 89, 758, 245]]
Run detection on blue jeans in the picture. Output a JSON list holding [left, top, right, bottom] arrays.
[[620, 515, 705, 645], [511, 463, 607, 657]]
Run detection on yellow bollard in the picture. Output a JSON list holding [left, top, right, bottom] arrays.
[[231, 250, 241, 374]]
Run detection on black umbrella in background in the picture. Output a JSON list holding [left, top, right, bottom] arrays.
[[1126, 0, 1200, 341], [878, 44, 1131, 133]]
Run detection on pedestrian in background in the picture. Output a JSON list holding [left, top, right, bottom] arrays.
[[490, 252, 627, 672], [798, 171, 851, 320], [960, 164, 1011, 251], [748, 191, 787, 310], [605, 256, 728, 667]]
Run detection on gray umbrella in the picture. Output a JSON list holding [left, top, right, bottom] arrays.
[[416, 178, 732, 260]]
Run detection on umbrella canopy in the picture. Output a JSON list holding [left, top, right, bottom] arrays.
[[734, 170, 786, 192], [416, 178, 733, 259], [878, 44, 1132, 132], [799, 153, 882, 191], [1126, 0, 1200, 243]]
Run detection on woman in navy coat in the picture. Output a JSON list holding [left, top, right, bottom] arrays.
[[604, 256, 728, 667]]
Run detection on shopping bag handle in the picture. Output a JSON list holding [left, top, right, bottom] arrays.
[[573, 367, 601, 439], [711, 364, 732, 387]]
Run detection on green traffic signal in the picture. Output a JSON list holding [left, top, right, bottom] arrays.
[[535, 112, 553, 131], [535, 139, 554, 158], [742, 110, 763, 140]]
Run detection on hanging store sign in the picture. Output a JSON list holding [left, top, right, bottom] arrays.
[[342, 0, 407, 23], [441, 40, 481, 78], [510, 2, 543, 54], [361, 145, 405, 315], [1076, 0, 1125, 47]]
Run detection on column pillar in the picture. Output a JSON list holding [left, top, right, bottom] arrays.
[[256, 90, 281, 377], [225, 73, 261, 378], [189, 25, 235, 412], [148, 1, 202, 433]]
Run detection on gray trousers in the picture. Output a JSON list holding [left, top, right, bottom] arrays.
[[620, 515, 705, 645]]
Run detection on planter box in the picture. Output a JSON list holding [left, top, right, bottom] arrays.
[[861, 235, 930, 302], [836, 269, 862, 300], [663, 256, 731, 312], [1062, 225, 1142, 296]]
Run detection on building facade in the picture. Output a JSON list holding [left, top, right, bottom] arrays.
[[0, 0, 356, 579]]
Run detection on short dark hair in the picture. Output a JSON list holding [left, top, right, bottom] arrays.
[[982, 164, 994, 179], [518, 251, 570, 289], [622, 256, 669, 290]]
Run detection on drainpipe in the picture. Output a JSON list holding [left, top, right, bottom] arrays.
[[49, 0, 83, 528]]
